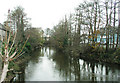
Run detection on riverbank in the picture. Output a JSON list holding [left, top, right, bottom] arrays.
[[4, 45, 120, 81], [5, 54, 31, 81], [54, 44, 120, 65], [11, 47, 120, 81], [74, 46, 120, 65], [5, 47, 41, 81]]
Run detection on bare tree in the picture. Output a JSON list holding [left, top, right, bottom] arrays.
[[0, 10, 29, 83]]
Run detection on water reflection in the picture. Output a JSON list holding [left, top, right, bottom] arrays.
[[16, 47, 120, 81], [52, 51, 120, 81]]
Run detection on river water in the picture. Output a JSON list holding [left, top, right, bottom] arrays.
[[15, 47, 120, 81]]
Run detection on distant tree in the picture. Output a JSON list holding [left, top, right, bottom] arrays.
[[11, 6, 31, 43], [25, 27, 44, 49], [50, 20, 68, 50], [45, 28, 50, 37]]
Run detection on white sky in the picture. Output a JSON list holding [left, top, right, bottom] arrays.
[[0, 0, 83, 30]]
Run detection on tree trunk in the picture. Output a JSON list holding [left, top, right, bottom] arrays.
[[117, 0, 120, 47], [0, 45, 9, 83], [0, 62, 9, 82], [109, 0, 113, 48], [105, 2, 109, 51], [94, 2, 97, 43], [113, 0, 116, 48]]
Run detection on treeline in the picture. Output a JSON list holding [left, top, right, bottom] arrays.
[[6, 6, 44, 52], [49, 0, 120, 64], [0, 6, 44, 81]]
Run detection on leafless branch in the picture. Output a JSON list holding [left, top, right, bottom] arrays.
[[12, 51, 25, 61], [8, 31, 17, 55], [11, 36, 29, 60]]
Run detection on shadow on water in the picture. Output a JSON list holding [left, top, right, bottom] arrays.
[[15, 47, 120, 81]]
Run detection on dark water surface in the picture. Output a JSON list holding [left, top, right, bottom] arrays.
[[15, 47, 120, 81]]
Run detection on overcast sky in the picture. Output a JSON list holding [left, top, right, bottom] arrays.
[[0, 0, 84, 30]]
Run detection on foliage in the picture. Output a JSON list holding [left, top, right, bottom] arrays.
[[11, 6, 30, 43], [50, 22, 69, 51], [25, 28, 44, 50], [24, 42, 32, 53]]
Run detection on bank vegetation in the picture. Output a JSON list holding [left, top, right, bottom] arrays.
[[49, 0, 120, 64], [0, 6, 44, 82]]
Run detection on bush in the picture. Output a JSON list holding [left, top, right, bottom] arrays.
[[24, 42, 32, 53]]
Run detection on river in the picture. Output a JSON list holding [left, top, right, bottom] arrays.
[[15, 47, 120, 82]]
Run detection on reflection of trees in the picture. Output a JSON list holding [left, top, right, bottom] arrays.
[[15, 48, 42, 81], [16, 47, 120, 81], [51, 50, 120, 81], [41, 47, 54, 57], [52, 52, 70, 81], [51, 52, 81, 81], [29, 49, 41, 63]]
